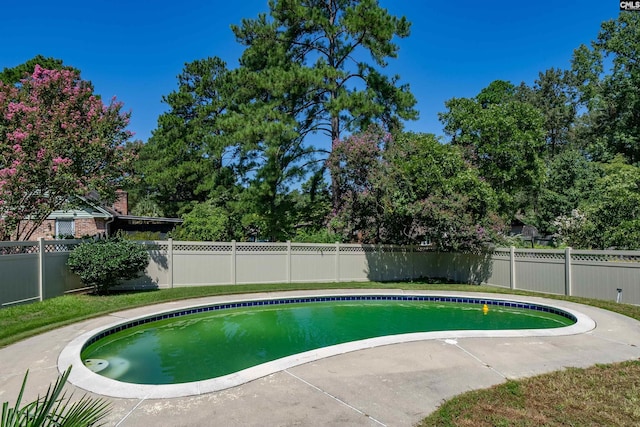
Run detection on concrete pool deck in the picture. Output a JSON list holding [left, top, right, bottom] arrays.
[[1, 289, 640, 426]]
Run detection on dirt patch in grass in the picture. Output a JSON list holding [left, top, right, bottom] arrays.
[[419, 360, 640, 426]]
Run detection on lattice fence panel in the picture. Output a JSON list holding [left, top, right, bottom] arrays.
[[291, 245, 336, 253], [490, 250, 511, 258], [236, 244, 287, 252], [339, 246, 366, 253], [44, 242, 81, 253], [514, 251, 565, 261], [173, 243, 231, 252], [0, 244, 39, 255], [572, 252, 640, 263]]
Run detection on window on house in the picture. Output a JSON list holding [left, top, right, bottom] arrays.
[[55, 219, 75, 238]]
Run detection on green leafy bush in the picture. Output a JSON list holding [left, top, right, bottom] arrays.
[[170, 201, 234, 242], [291, 228, 344, 243], [123, 231, 163, 241], [67, 237, 150, 294]]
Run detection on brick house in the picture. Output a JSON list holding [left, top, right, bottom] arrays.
[[27, 191, 182, 240]]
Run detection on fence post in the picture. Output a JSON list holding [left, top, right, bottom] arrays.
[[231, 240, 237, 285], [167, 238, 173, 288], [38, 237, 45, 301], [410, 245, 415, 281], [286, 240, 292, 283], [509, 246, 516, 290], [565, 247, 572, 296], [335, 241, 340, 282]]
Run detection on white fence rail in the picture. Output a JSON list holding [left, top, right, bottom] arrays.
[[1, 239, 639, 306]]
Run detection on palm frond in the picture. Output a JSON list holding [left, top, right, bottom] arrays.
[[0, 367, 111, 427]]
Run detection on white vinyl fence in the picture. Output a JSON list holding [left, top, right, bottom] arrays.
[[1, 239, 639, 306]]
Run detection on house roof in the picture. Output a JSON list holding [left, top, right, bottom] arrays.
[[114, 214, 183, 224], [47, 204, 112, 220], [47, 195, 182, 224]]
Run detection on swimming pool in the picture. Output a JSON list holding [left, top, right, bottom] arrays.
[[58, 292, 595, 399]]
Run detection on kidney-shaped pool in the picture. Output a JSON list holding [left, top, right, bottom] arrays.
[[58, 293, 595, 399]]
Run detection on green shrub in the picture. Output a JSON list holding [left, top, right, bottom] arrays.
[[170, 202, 234, 241], [67, 237, 150, 294], [122, 231, 163, 241], [291, 228, 345, 243]]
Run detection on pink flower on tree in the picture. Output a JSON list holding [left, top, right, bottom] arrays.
[[0, 62, 137, 240], [9, 130, 28, 142], [52, 156, 71, 165]]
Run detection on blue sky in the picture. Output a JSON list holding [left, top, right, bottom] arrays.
[[1, 1, 620, 143]]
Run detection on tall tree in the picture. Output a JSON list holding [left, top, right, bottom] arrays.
[[131, 1, 417, 240], [527, 68, 578, 156], [134, 57, 236, 217], [221, 60, 316, 240], [327, 126, 387, 242], [439, 84, 546, 219], [0, 65, 135, 240], [230, 0, 418, 207], [476, 79, 516, 107], [571, 12, 640, 163]]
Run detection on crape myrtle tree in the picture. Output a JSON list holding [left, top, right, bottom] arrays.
[[0, 55, 79, 85], [328, 128, 504, 251], [0, 63, 136, 240], [327, 126, 388, 242], [384, 132, 504, 251]]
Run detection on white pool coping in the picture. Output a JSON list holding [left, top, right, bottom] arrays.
[[58, 291, 596, 399]]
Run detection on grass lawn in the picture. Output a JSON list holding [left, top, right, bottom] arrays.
[[418, 360, 640, 426], [1, 281, 639, 425]]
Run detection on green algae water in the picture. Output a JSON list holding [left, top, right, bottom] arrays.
[[81, 299, 574, 385]]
